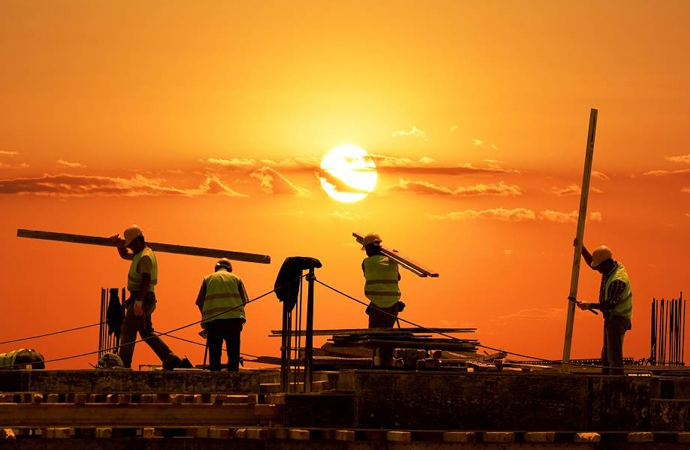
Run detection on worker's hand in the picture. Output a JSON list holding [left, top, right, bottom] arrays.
[[573, 238, 579, 247], [109, 234, 124, 247], [577, 302, 593, 311], [133, 300, 144, 316]]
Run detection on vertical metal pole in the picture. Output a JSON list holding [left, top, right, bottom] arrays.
[[304, 265, 316, 393], [280, 300, 291, 392], [651, 299, 656, 364], [563, 108, 598, 364], [98, 288, 104, 362], [682, 292, 686, 366]]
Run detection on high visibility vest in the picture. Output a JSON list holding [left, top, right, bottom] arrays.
[[605, 263, 633, 320], [363, 255, 401, 308], [202, 270, 246, 324], [127, 247, 158, 293]]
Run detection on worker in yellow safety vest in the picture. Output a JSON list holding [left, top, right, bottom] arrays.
[[110, 225, 187, 370], [361, 233, 403, 329], [574, 239, 633, 375], [195, 258, 248, 371]]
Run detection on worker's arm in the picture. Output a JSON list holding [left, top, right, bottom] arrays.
[[573, 238, 593, 267], [588, 280, 626, 311], [238, 279, 249, 305], [109, 234, 133, 260], [195, 281, 206, 313]]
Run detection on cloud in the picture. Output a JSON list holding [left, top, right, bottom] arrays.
[[682, 188, 690, 194], [391, 179, 523, 196], [427, 208, 536, 222], [643, 169, 690, 177], [473, 139, 483, 146], [379, 162, 519, 176], [250, 167, 310, 196], [592, 171, 610, 180], [202, 157, 257, 169], [0, 151, 19, 156], [0, 162, 29, 169], [503, 249, 513, 256], [57, 159, 85, 168], [495, 308, 564, 322], [316, 211, 369, 221], [450, 126, 458, 132], [550, 184, 603, 196], [391, 126, 429, 141], [370, 154, 435, 168], [0, 173, 246, 198], [665, 154, 690, 164], [539, 210, 602, 224]]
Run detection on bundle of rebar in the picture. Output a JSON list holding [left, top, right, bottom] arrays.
[[651, 293, 685, 366]]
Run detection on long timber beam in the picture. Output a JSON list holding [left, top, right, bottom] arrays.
[[0, 403, 280, 427], [17, 229, 271, 264]]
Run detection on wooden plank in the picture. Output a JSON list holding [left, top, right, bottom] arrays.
[[271, 327, 476, 336], [524, 432, 556, 443], [483, 431, 514, 443], [563, 108, 598, 364], [443, 431, 475, 443], [627, 432, 654, 443], [574, 432, 601, 443], [17, 229, 271, 264], [289, 429, 310, 440], [335, 430, 355, 441], [353, 232, 439, 277], [0, 403, 281, 427], [386, 430, 411, 442]]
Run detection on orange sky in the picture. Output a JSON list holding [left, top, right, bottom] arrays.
[[1, 1, 690, 369]]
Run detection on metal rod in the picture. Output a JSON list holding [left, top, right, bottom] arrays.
[[651, 298, 656, 364], [304, 265, 316, 393], [563, 108, 598, 365]]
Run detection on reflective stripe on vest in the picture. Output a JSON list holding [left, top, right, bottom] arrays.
[[202, 270, 245, 323], [363, 255, 401, 308], [605, 263, 633, 320], [127, 247, 158, 293]]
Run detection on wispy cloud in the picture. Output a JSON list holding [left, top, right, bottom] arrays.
[[427, 208, 536, 222], [370, 154, 435, 168], [665, 154, 690, 164], [682, 187, 690, 194], [201, 157, 257, 169], [450, 126, 458, 132], [550, 184, 603, 196], [0, 151, 19, 156], [250, 167, 310, 196], [473, 138, 483, 146], [391, 179, 523, 196], [316, 211, 369, 221], [57, 159, 85, 168], [539, 210, 602, 224], [592, 171, 610, 180], [495, 308, 565, 322], [643, 169, 690, 177], [0, 162, 29, 169], [391, 126, 429, 141], [0, 174, 246, 198], [378, 161, 519, 176], [202, 156, 319, 172]]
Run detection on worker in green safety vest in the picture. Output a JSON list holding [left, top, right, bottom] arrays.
[[574, 239, 633, 375], [195, 258, 248, 371], [361, 233, 403, 329], [110, 225, 187, 370]]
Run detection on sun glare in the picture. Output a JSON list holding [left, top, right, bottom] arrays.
[[319, 145, 378, 203]]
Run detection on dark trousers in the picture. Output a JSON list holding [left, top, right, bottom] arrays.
[[206, 318, 244, 372], [367, 303, 399, 329], [119, 292, 177, 369], [602, 315, 630, 375]]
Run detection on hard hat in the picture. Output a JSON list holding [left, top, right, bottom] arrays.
[[591, 246, 613, 268], [215, 258, 232, 271], [361, 232, 382, 250], [123, 225, 143, 246], [98, 353, 123, 368]]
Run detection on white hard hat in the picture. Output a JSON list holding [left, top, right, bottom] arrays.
[[361, 232, 382, 250], [123, 225, 143, 246], [591, 246, 613, 268]]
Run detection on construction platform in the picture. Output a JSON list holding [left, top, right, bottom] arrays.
[[2, 368, 690, 448]]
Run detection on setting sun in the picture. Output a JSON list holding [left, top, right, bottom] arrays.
[[319, 145, 378, 203]]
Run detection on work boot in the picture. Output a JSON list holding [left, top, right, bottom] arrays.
[[177, 357, 193, 369], [162, 356, 182, 370]]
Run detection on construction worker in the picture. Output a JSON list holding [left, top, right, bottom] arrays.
[[361, 233, 403, 328], [574, 239, 633, 375], [110, 225, 187, 370], [195, 258, 248, 371]]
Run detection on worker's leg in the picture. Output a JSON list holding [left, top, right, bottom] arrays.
[[118, 295, 141, 369], [606, 316, 627, 376], [137, 293, 179, 368], [225, 319, 244, 372], [601, 320, 610, 375], [368, 304, 398, 328], [205, 320, 224, 371]]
